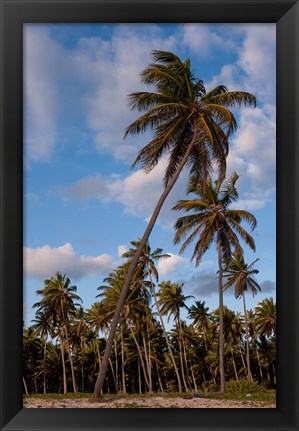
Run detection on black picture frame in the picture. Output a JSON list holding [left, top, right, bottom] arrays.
[[1, 0, 298, 430]]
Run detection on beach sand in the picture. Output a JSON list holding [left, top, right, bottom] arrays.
[[24, 396, 275, 409]]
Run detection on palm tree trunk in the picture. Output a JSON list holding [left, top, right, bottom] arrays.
[[60, 337, 67, 394], [120, 326, 126, 394], [146, 262, 182, 392], [231, 349, 238, 381], [60, 300, 77, 393], [138, 357, 142, 395], [242, 292, 253, 381], [128, 322, 151, 391], [23, 376, 29, 395], [190, 366, 198, 392], [114, 338, 119, 393], [43, 337, 47, 394], [92, 140, 195, 398], [156, 362, 164, 392], [217, 230, 226, 393], [178, 319, 189, 392], [142, 333, 153, 393], [63, 323, 78, 393]]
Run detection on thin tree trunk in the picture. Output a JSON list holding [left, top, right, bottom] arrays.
[[146, 262, 182, 392], [242, 292, 253, 381], [128, 322, 151, 391], [114, 338, 119, 393], [23, 377, 29, 395], [142, 333, 153, 393], [92, 140, 195, 398], [60, 300, 77, 393], [190, 366, 198, 392], [156, 362, 164, 392], [43, 337, 47, 394], [231, 349, 238, 381], [120, 326, 126, 394], [138, 357, 142, 395], [178, 319, 188, 392], [60, 337, 67, 394], [109, 358, 117, 392], [217, 230, 226, 393]]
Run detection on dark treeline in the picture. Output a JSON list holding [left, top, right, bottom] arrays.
[[23, 257, 276, 395]]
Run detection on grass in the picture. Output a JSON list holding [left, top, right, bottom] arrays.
[[24, 389, 276, 404]]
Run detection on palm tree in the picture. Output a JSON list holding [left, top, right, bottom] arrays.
[[157, 281, 193, 391], [121, 239, 183, 392], [34, 272, 82, 393], [93, 50, 256, 398], [32, 310, 54, 394], [172, 172, 257, 392], [223, 252, 261, 381], [255, 297, 276, 337], [188, 300, 211, 351]]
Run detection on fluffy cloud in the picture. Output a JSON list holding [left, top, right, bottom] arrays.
[[24, 242, 116, 279], [260, 280, 276, 293], [118, 245, 128, 258], [157, 253, 185, 276], [182, 271, 219, 298]]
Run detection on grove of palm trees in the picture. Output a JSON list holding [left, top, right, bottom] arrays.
[[24, 50, 276, 407]]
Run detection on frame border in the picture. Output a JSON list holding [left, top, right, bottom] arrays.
[[1, 1, 298, 430]]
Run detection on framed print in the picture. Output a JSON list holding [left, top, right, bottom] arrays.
[[0, 0, 298, 430]]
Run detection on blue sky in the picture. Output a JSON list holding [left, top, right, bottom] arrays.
[[23, 23, 276, 326]]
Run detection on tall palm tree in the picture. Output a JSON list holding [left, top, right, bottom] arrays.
[[121, 239, 183, 392], [34, 272, 82, 394], [157, 281, 193, 391], [172, 172, 257, 392], [93, 50, 256, 398], [223, 252, 261, 381]]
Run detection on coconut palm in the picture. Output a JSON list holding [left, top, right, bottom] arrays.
[[93, 51, 256, 398], [223, 252, 261, 381], [255, 297, 276, 337], [157, 281, 194, 391], [34, 272, 82, 393], [172, 172, 257, 392], [121, 239, 183, 392], [32, 310, 54, 393], [188, 300, 211, 351]]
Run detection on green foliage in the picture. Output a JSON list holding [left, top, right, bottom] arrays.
[[225, 378, 267, 395]]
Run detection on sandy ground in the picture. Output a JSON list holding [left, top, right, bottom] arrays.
[[24, 396, 275, 409]]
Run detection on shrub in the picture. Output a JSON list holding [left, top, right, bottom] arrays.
[[225, 379, 267, 395]]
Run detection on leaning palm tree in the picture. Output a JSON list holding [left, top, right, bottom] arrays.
[[172, 172, 257, 392], [223, 252, 261, 381], [93, 50, 256, 398]]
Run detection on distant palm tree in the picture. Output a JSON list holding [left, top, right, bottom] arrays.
[[255, 297, 276, 337], [32, 310, 54, 393], [122, 239, 183, 392], [223, 252, 261, 381], [157, 281, 193, 391], [188, 300, 211, 351], [172, 172, 257, 392], [34, 272, 82, 393], [93, 51, 256, 398]]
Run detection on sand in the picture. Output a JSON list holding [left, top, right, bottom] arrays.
[[24, 396, 275, 409]]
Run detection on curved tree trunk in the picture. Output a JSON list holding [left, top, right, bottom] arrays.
[[43, 336, 47, 394], [92, 141, 196, 398], [217, 230, 226, 393]]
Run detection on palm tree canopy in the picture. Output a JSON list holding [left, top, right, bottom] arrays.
[[157, 281, 194, 323], [172, 172, 257, 266], [34, 272, 82, 329], [125, 50, 256, 185], [255, 297, 276, 337], [223, 252, 261, 299]]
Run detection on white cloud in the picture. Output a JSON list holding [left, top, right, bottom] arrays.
[[118, 245, 128, 258], [182, 24, 235, 57], [157, 253, 185, 276], [24, 242, 116, 279]]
